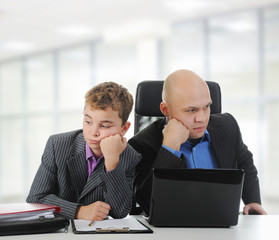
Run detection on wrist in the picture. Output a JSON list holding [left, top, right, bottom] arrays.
[[162, 139, 181, 151], [104, 157, 119, 171], [76, 206, 83, 219]]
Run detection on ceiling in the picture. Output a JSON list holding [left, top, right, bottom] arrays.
[[0, 0, 279, 62]]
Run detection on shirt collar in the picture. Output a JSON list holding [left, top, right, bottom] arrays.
[[85, 143, 94, 160], [202, 129, 210, 142], [85, 143, 103, 162], [183, 129, 210, 147]]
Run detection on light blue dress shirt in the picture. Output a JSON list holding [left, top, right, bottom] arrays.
[[163, 129, 218, 169]]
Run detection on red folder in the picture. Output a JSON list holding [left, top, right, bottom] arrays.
[[0, 203, 61, 216], [0, 203, 68, 236]]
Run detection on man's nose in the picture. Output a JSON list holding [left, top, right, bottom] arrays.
[[195, 110, 206, 122], [91, 127, 100, 137]]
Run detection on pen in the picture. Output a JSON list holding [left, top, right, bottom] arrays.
[[88, 220, 94, 226]]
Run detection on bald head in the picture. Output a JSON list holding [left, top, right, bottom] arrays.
[[160, 69, 212, 139], [162, 69, 210, 106]]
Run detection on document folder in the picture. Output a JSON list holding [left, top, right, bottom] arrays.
[[0, 213, 69, 236], [0, 203, 69, 236], [0, 203, 61, 221]]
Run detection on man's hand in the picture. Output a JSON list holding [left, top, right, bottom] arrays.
[[100, 134, 127, 171], [162, 118, 190, 151], [243, 203, 267, 215], [76, 201, 111, 220]]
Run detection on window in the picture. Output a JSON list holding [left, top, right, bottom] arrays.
[[263, 7, 279, 201], [1, 5, 279, 213]]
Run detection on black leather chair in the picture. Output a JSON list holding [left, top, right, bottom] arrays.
[[130, 80, 222, 215], [134, 80, 222, 134]]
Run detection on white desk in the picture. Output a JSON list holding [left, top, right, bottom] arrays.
[[2, 215, 279, 240]]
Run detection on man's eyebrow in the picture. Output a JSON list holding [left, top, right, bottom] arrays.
[[84, 114, 92, 118], [84, 115, 114, 124], [184, 101, 213, 109], [100, 120, 114, 124]]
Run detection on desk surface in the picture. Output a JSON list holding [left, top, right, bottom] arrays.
[[1, 215, 279, 240]]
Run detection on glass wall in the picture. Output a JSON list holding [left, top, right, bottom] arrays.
[[1, 4, 279, 213], [209, 11, 262, 171], [0, 61, 25, 200], [209, 11, 259, 99], [161, 20, 205, 77], [263, 6, 279, 202]]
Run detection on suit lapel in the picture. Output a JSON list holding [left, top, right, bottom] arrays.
[[208, 116, 233, 168], [79, 161, 104, 200], [67, 133, 88, 197]]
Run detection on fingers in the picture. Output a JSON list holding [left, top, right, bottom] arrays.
[[94, 210, 108, 220], [95, 201, 111, 213], [91, 201, 111, 221], [162, 118, 190, 149], [76, 201, 112, 220], [101, 134, 127, 149], [101, 134, 121, 143], [101, 134, 127, 171], [243, 206, 249, 215], [243, 203, 267, 215]]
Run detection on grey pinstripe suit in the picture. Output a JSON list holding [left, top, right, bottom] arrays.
[[129, 113, 262, 215], [26, 129, 141, 220]]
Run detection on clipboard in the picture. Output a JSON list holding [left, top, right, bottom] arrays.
[[71, 217, 153, 234]]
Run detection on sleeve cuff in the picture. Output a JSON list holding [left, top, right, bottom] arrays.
[[162, 144, 182, 158]]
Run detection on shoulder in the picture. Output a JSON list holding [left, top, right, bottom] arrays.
[[125, 143, 142, 158], [131, 118, 164, 140], [208, 113, 241, 137], [48, 129, 83, 143], [121, 143, 142, 167], [209, 112, 239, 127], [46, 129, 85, 152], [210, 112, 235, 122], [128, 118, 164, 151]]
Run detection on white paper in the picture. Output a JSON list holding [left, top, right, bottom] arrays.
[[74, 218, 148, 231], [0, 210, 55, 222]]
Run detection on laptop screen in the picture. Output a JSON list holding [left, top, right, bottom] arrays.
[[148, 168, 244, 227]]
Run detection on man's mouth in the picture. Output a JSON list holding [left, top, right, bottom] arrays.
[[89, 140, 99, 144], [193, 126, 205, 131]]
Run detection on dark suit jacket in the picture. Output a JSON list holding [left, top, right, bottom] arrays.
[[128, 113, 261, 215], [26, 129, 141, 220]]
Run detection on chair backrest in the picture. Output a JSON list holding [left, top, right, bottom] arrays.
[[134, 80, 222, 134]]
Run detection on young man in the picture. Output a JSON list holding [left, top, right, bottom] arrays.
[[129, 69, 267, 216], [27, 82, 141, 220]]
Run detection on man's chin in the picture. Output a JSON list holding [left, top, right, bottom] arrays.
[[88, 144, 100, 151]]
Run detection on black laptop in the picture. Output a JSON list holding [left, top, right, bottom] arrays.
[[148, 168, 244, 227]]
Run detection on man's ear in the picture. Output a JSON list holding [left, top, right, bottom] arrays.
[[160, 102, 169, 117], [121, 121, 131, 136]]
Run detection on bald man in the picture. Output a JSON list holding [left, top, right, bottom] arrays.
[[128, 69, 266, 216]]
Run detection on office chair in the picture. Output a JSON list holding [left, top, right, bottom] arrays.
[[134, 80, 222, 134], [130, 80, 222, 215]]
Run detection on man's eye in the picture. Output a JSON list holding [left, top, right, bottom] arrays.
[[188, 109, 195, 113], [101, 125, 110, 128]]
